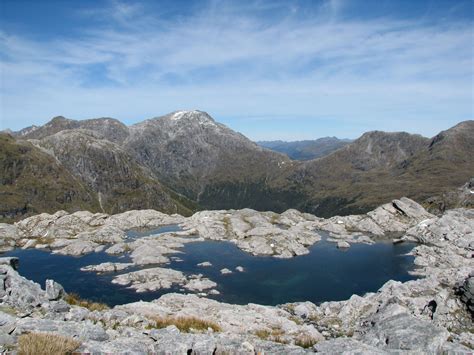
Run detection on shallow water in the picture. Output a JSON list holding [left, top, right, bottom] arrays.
[[125, 224, 183, 239], [2, 237, 417, 307]]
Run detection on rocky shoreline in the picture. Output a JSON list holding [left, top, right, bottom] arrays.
[[0, 197, 436, 298], [0, 197, 435, 259], [0, 199, 473, 353]]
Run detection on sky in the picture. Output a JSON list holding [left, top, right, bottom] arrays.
[[0, 0, 473, 141]]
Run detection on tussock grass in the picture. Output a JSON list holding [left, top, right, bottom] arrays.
[[64, 293, 109, 312], [0, 305, 17, 316], [35, 236, 54, 245], [254, 329, 271, 339], [18, 332, 80, 355], [295, 335, 319, 348], [148, 316, 221, 333], [222, 216, 231, 234], [254, 327, 288, 344]]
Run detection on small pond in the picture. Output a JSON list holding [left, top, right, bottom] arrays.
[[125, 224, 183, 239], [2, 236, 417, 307]]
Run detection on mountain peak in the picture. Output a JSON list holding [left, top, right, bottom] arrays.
[[166, 110, 216, 125], [428, 120, 474, 153], [170, 109, 204, 118], [48, 116, 70, 124], [359, 130, 416, 139], [437, 120, 474, 137]]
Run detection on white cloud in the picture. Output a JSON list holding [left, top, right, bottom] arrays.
[[0, 0, 472, 139]]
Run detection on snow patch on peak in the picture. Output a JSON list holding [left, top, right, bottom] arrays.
[[196, 114, 216, 127], [170, 110, 202, 120], [171, 110, 189, 120], [169, 110, 217, 127]]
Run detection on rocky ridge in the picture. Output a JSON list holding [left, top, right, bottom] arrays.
[[424, 178, 474, 215], [14, 116, 129, 143], [0, 199, 472, 353], [32, 129, 191, 215]]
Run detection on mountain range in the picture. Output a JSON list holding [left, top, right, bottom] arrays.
[[258, 137, 352, 160], [1, 110, 473, 221]]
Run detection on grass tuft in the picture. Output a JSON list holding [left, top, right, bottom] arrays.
[[222, 216, 231, 234], [0, 305, 17, 316], [254, 329, 271, 339], [295, 335, 320, 348], [64, 293, 109, 312], [148, 316, 221, 333], [254, 327, 288, 344], [35, 237, 54, 245], [18, 332, 81, 355]]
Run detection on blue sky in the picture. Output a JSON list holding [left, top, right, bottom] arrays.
[[0, 0, 472, 140]]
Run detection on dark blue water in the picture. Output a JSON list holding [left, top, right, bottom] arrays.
[[168, 240, 417, 305], [125, 225, 183, 239], [2, 238, 417, 307], [3, 248, 182, 305]]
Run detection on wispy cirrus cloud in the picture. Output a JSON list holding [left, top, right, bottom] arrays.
[[0, 0, 472, 140]]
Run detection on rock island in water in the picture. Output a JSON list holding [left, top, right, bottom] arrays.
[[0, 198, 472, 353]]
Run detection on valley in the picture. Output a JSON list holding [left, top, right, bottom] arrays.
[[257, 137, 352, 160]]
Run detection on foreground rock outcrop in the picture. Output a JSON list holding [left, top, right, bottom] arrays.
[[0, 198, 472, 352]]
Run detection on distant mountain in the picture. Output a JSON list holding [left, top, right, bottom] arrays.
[[257, 137, 352, 160], [17, 116, 129, 143], [4, 112, 473, 220], [285, 122, 474, 216], [123, 110, 296, 211], [13, 125, 39, 137]]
